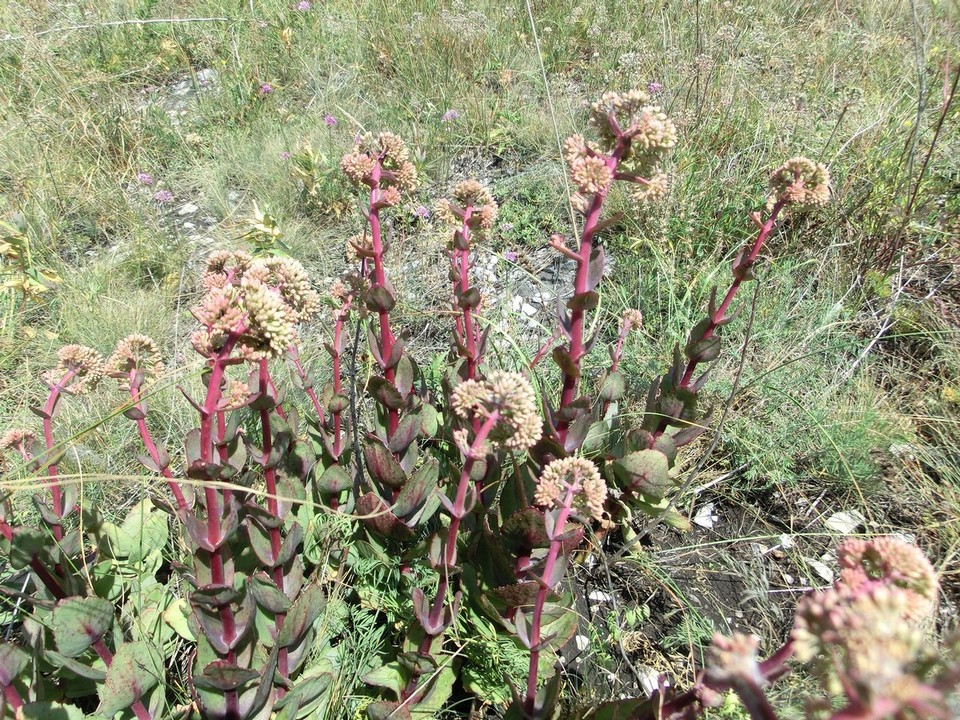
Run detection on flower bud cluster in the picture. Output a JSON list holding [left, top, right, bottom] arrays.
[[220, 378, 251, 410], [837, 535, 937, 621], [244, 257, 321, 324], [622, 308, 644, 330], [790, 536, 940, 712], [202, 250, 253, 290], [0, 428, 36, 453], [0, 428, 36, 470], [631, 171, 669, 203], [340, 132, 418, 205], [106, 334, 165, 390], [564, 91, 677, 211], [44, 345, 104, 394], [191, 255, 318, 360], [435, 180, 498, 238], [767, 157, 831, 210], [570, 155, 614, 195], [450, 371, 541, 452], [534, 456, 607, 522], [588, 90, 678, 169], [707, 632, 766, 688]]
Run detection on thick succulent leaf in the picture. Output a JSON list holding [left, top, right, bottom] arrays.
[[613, 449, 671, 499], [52, 597, 115, 658], [0, 642, 29, 685], [276, 584, 325, 648], [367, 701, 412, 720], [361, 661, 408, 698], [45, 650, 108, 680], [356, 493, 414, 540], [392, 459, 438, 520], [388, 413, 421, 454], [315, 464, 352, 494], [192, 661, 260, 691], [18, 702, 86, 720], [367, 376, 405, 410], [598, 370, 626, 401], [362, 436, 407, 489], [97, 642, 163, 718], [273, 673, 333, 711], [249, 573, 293, 613], [394, 355, 416, 398], [579, 698, 656, 719], [408, 664, 457, 718], [366, 283, 397, 312], [100, 499, 169, 562], [501, 508, 550, 552]]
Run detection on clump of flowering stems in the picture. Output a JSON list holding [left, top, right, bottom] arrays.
[[106, 334, 188, 512], [405, 372, 542, 702], [0, 349, 156, 720], [180, 251, 322, 716], [549, 90, 677, 448]]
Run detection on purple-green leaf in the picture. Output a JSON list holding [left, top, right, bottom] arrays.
[[613, 449, 671, 499], [97, 642, 163, 718], [52, 597, 115, 658]]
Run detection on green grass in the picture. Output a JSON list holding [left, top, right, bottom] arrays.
[[0, 0, 958, 714]]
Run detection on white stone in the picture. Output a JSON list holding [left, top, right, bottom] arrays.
[[824, 510, 866, 534], [587, 590, 612, 603], [178, 202, 199, 216], [804, 557, 834, 584], [521, 303, 537, 317], [692, 502, 718, 529]]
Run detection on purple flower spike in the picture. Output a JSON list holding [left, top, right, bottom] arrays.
[[137, 172, 154, 186], [504, 250, 517, 262], [279, 151, 292, 160], [414, 205, 430, 220], [297, 0, 312, 8], [154, 190, 173, 204], [260, 83, 274, 95], [648, 81, 663, 95], [324, 114, 337, 127], [441, 109, 460, 123]]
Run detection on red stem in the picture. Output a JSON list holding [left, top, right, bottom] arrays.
[[331, 298, 353, 459], [127, 372, 188, 512], [367, 169, 399, 440], [523, 486, 577, 717], [258, 360, 290, 682], [42, 370, 75, 542], [555, 139, 630, 444], [288, 345, 327, 426], [2, 683, 23, 712], [454, 207, 479, 380], [404, 411, 501, 699], [198, 339, 240, 716], [600, 319, 633, 419]]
